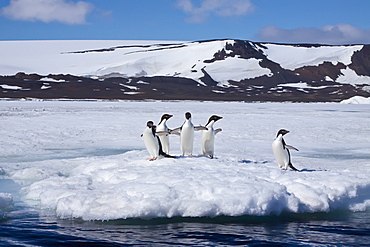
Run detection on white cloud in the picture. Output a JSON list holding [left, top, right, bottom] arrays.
[[0, 0, 93, 24], [177, 0, 254, 23], [256, 24, 370, 45]]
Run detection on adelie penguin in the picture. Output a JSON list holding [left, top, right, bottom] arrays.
[[156, 114, 174, 154], [201, 115, 223, 159], [141, 121, 174, 161], [173, 112, 207, 157], [272, 129, 299, 171]]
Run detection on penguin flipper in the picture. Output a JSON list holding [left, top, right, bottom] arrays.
[[286, 145, 299, 151], [169, 129, 181, 135], [215, 128, 222, 134], [156, 131, 170, 136], [194, 125, 207, 131]]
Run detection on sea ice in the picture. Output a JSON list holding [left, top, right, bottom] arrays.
[[0, 100, 369, 220]]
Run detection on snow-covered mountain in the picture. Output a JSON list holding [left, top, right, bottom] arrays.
[[1, 39, 369, 101]]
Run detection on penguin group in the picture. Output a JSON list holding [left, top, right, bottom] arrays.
[[141, 112, 223, 160], [142, 113, 300, 171]]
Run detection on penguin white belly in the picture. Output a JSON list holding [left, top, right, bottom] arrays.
[[272, 140, 289, 169], [201, 129, 215, 156], [157, 125, 170, 154], [181, 124, 194, 154], [143, 130, 159, 159]]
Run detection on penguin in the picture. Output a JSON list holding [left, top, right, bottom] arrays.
[[173, 112, 207, 156], [201, 115, 223, 159], [272, 129, 299, 171], [156, 114, 173, 154], [141, 121, 174, 161]]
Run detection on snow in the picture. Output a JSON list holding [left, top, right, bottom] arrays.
[[39, 77, 66, 83], [325, 76, 334, 81], [0, 84, 23, 90], [341, 96, 370, 104], [336, 67, 370, 85], [120, 84, 139, 90], [277, 82, 333, 89], [92, 40, 233, 84], [0, 40, 183, 76], [0, 100, 370, 221], [41, 85, 51, 90], [122, 92, 143, 95], [262, 44, 363, 71], [205, 57, 272, 87]]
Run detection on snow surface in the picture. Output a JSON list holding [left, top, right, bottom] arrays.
[[337, 67, 370, 85], [341, 96, 370, 104], [39, 77, 66, 83], [277, 82, 335, 90], [0, 100, 370, 221], [262, 44, 363, 71], [0, 40, 183, 76], [205, 57, 272, 87], [0, 84, 23, 90]]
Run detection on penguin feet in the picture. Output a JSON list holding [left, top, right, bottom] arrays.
[[147, 157, 158, 161]]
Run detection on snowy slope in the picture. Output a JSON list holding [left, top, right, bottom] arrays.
[[261, 44, 362, 70], [0, 100, 370, 220]]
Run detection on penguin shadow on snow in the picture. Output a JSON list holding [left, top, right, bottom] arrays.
[[299, 168, 328, 172], [175, 154, 221, 159], [240, 160, 269, 165]]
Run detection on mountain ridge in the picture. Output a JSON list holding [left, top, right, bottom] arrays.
[[0, 39, 369, 102]]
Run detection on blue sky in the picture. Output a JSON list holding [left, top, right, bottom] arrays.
[[1, 0, 369, 44]]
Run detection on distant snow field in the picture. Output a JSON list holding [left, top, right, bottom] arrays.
[[0, 100, 369, 221]]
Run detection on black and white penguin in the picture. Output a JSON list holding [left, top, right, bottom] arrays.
[[272, 129, 299, 171], [173, 112, 207, 156], [142, 121, 174, 161], [201, 115, 223, 159], [157, 114, 173, 154]]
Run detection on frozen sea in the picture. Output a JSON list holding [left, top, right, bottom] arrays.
[[0, 100, 370, 246]]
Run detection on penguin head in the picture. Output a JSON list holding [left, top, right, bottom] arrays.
[[160, 114, 173, 122], [206, 115, 223, 125], [277, 129, 289, 137], [147, 121, 155, 128], [185, 112, 191, 120]]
